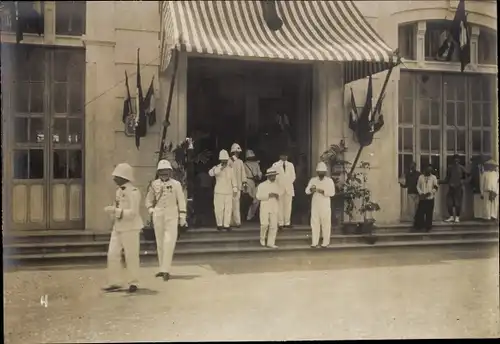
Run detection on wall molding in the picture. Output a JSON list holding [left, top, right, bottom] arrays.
[[401, 60, 498, 74]]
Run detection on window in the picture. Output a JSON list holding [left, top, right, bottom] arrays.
[[398, 23, 416, 60], [478, 27, 497, 65], [0, 1, 45, 35], [425, 20, 461, 62], [55, 1, 86, 36], [398, 71, 496, 179]]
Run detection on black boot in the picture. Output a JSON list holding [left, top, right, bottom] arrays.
[[155, 272, 164, 278], [128, 285, 138, 293], [217, 226, 223, 231], [224, 227, 232, 232], [103, 285, 122, 292], [163, 273, 170, 282]]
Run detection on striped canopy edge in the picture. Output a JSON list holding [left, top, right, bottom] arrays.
[[160, 1, 398, 83]]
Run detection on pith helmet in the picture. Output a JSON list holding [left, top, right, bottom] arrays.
[[246, 149, 256, 159], [231, 143, 242, 153], [219, 149, 230, 160], [316, 161, 328, 172], [157, 159, 173, 170], [112, 163, 134, 182]]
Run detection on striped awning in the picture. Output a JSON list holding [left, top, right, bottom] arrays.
[[160, 1, 398, 83]]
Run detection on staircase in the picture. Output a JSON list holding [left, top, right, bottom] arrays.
[[3, 221, 498, 267]]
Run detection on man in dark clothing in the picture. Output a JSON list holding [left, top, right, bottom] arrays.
[[470, 156, 486, 219], [399, 162, 421, 222], [444, 155, 468, 223]]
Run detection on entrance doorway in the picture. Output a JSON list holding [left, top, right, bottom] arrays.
[[3, 44, 85, 230], [186, 57, 312, 225]]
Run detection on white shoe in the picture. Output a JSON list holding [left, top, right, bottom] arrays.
[[267, 244, 278, 249], [454, 217, 460, 223], [444, 217, 454, 222], [260, 240, 266, 247]]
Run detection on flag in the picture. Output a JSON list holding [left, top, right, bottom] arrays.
[[436, 33, 455, 62], [13, 1, 44, 43], [122, 71, 132, 123], [356, 75, 374, 146], [14, 2, 23, 43], [348, 88, 358, 132], [134, 48, 147, 149], [459, 13, 470, 72], [144, 76, 156, 126]]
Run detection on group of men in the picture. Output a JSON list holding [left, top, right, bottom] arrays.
[[400, 155, 499, 232], [102, 144, 338, 292]]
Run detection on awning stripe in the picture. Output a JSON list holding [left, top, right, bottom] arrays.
[[160, 1, 397, 82]]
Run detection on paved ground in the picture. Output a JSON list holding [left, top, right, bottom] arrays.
[[3, 245, 499, 343]]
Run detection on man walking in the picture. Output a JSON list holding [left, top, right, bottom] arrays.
[[443, 155, 468, 223], [414, 165, 439, 232], [209, 149, 238, 231], [470, 156, 485, 220], [244, 149, 263, 221], [480, 159, 499, 222], [256, 167, 281, 248], [103, 163, 143, 293], [229, 143, 247, 228], [305, 162, 336, 248], [273, 150, 296, 229], [145, 160, 187, 282], [399, 162, 421, 222]]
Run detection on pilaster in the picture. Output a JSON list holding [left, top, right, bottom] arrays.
[[416, 21, 427, 68]]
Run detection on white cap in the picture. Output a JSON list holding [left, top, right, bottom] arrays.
[[316, 161, 328, 172], [265, 167, 278, 176], [219, 149, 230, 160], [112, 163, 134, 182], [157, 159, 172, 170], [246, 150, 255, 158], [231, 143, 242, 153]]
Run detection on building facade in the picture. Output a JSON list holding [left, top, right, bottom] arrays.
[[1, 1, 497, 232]]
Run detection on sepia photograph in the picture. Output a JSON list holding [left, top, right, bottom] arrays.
[[1, 0, 499, 342]]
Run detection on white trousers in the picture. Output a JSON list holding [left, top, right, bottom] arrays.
[[483, 192, 499, 220], [153, 212, 178, 273], [473, 194, 484, 219], [214, 193, 232, 227], [260, 209, 278, 246], [311, 206, 331, 246], [231, 190, 242, 226], [107, 230, 140, 286], [247, 199, 260, 221], [278, 194, 293, 226]]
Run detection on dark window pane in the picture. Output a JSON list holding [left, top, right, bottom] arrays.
[[68, 150, 82, 178], [470, 77, 482, 101], [430, 101, 440, 125], [398, 127, 402, 151], [456, 102, 465, 127], [420, 129, 430, 151], [402, 98, 413, 124], [445, 81, 455, 100], [54, 83, 68, 113], [15, 82, 29, 113], [430, 155, 441, 179], [399, 72, 414, 98], [446, 102, 455, 126], [420, 155, 430, 171], [30, 82, 44, 113], [419, 74, 441, 99], [403, 127, 413, 151], [483, 131, 491, 153], [482, 103, 491, 127], [456, 82, 465, 100], [430, 129, 440, 151], [55, 1, 86, 36], [398, 154, 403, 178], [54, 51, 70, 82], [446, 129, 455, 152], [15, 55, 30, 82], [420, 100, 430, 125], [398, 102, 403, 123], [472, 130, 481, 153], [68, 119, 82, 144], [69, 82, 83, 115], [14, 117, 29, 143], [399, 154, 414, 178], [53, 150, 68, 179], [53, 118, 67, 144], [29, 149, 44, 179], [457, 130, 466, 152], [481, 77, 492, 101], [69, 51, 85, 83], [13, 150, 29, 179], [471, 103, 481, 127], [30, 117, 45, 143], [25, 47, 45, 82]]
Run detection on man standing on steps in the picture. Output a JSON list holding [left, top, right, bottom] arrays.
[[229, 143, 247, 228], [399, 162, 421, 222], [209, 150, 238, 231], [145, 160, 187, 282], [103, 163, 143, 293], [273, 150, 296, 230], [414, 165, 439, 232], [256, 167, 281, 248], [443, 155, 468, 223], [244, 149, 263, 222], [305, 162, 336, 248], [480, 159, 499, 222]]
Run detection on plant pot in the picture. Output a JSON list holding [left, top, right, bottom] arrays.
[[360, 221, 377, 245], [341, 222, 358, 235]]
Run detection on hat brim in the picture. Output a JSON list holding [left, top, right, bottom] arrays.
[[266, 172, 278, 177]]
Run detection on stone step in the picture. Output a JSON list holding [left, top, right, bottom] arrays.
[[3, 229, 499, 256], [4, 238, 498, 264]]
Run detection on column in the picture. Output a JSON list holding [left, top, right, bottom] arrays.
[[469, 25, 480, 70], [416, 21, 426, 68], [43, 1, 56, 44]]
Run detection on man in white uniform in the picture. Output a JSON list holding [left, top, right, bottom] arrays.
[[481, 159, 499, 222], [305, 162, 336, 248], [229, 143, 247, 227], [256, 167, 281, 248], [273, 150, 296, 229], [145, 160, 187, 281], [103, 163, 143, 293], [209, 149, 238, 231]]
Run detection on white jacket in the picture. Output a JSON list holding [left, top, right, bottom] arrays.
[[108, 182, 144, 232], [272, 160, 296, 196], [209, 164, 238, 195], [256, 180, 281, 214], [305, 176, 336, 209], [145, 178, 187, 219], [481, 170, 499, 194], [229, 156, 247, 191]]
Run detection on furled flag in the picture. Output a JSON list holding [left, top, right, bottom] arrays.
[[354, 75, 376, 147], [348, 88, 358, 132], [144, 76, 157, 126], [122, 71, 133, 124], [135, 48, 148, 149]]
